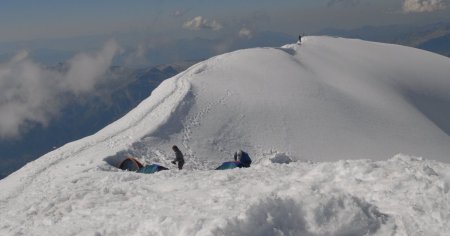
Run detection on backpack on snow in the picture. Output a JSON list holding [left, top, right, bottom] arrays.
[[137, 164, 169, 174], [234, 150, 252, 168]]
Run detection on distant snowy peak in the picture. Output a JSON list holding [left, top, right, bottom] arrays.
[[147, 36, 450, 164]]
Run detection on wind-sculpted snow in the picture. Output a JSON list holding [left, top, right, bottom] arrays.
[[1, 36, 450, 235], [1, 155, 449, 235], [215, 194, 392, 236]]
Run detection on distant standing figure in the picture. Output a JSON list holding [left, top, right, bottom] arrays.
[[298, 34, 302, 44], [171, 145, 185, 170]]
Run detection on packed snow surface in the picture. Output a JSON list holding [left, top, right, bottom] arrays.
[[1, 36, 450, 235]]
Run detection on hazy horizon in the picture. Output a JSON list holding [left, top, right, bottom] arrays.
[[1, 0, 449, 49]]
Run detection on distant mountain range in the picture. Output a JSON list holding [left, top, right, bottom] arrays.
[[0, 31, 294, 67], [319, 22, 450, 57], [0, 62, 195, 179]]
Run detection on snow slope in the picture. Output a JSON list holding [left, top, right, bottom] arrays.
[[1, 36, 450, 235]]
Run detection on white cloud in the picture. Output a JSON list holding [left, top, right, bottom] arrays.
[[0, 40, 120, 139], [64, 40, 121, 93], [183, 16, 223, 31], [238, 28, 253, 39], [403, 0, 447, 13], [124, 44, 150, 67]]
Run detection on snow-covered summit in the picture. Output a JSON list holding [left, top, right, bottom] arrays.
[[159, 36, 450, 163], [1, 36, 450, 235]]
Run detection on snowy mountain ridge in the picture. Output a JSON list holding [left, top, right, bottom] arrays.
[[1, 36, 450, 235]]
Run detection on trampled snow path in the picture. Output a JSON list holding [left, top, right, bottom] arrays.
[[1, 36, 450, 235]]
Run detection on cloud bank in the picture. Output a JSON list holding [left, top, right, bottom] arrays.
[[0, 40, 120, 139], [327, 0, 362, 7], [183, 16, 223, 31], [123, 44, 150, 68], [403, 0, 447, 13]]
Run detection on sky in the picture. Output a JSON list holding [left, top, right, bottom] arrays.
[[1, 0, 450, 44], [0, 0, 450, 140]]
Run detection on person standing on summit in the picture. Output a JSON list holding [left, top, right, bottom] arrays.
[[171, 145, 185, 170]]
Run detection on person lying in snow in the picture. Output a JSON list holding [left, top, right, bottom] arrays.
[[171, 145, 185, 170], [216, 150, 252, 170], [118, 157, 168, 174]]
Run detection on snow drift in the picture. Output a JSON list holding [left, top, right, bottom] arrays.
[[1, 36, 450, 235]]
